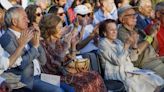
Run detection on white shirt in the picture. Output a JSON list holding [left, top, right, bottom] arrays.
[[0, 45, 9, 74], [10, 28, 41, 76]]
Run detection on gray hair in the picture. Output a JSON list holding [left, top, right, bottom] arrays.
[[4, 6, 23, 28], [138, 0, 152, 7], [155, 2, 164, 12]]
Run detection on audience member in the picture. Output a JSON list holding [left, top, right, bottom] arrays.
[[93, 0, 118, 25], [0, 6, 63, 92], [98, 18, 164, 92], [39, 13, 107, 92], [117, 5, 164, 78]]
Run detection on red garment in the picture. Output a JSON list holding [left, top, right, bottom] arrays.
[[144, 22, 164, 56], [157, 25, 164, 56], [67, 8, 76, 23]]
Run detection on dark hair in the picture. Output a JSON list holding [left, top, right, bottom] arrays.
[[25, 4, 40, 27], [39, 13, 61, 39], [130, 0, 140, 6], [48, 5, 58, 14], [99, 19, 116, 38], [114, 0, 123, 8]]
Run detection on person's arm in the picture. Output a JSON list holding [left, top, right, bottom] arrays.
[[77, 25, 99, 50], [8, 45, 24, 68], [9, 29, 33, 68], [76, 33, 95, 50]]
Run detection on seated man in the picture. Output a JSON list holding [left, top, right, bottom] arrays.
[[117, 5, 164, 78], [0, 30, 33, 92], [136, 0, 153, 30], [74, 5, 98, 54], [0, 6, 63, 92]]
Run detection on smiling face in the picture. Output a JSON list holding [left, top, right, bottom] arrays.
[[105, 22, 117, 41]]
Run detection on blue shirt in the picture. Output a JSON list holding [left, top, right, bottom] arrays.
[[93, 7, 118, 25]]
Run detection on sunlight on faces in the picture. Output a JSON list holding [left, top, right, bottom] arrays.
[[105, 23, 117, 41], [16, 9, 29, 31], [121, 9, 137, 27], [139, 0, 153, 17]]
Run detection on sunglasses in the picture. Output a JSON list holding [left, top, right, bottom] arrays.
[[58, 12, 65, 16], [36, 12, 46, 17], [77, 13, 92, 17]]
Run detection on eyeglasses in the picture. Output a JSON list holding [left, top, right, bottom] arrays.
[[58, 12, 65, 16], [36, 12, 43, 17], [124, 13, 138, 17], [77, 13, 92, 17]]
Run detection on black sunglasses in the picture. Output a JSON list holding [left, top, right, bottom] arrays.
[[36, 12, 46, 17], [77, 13, 92, 17], [58, 12, 65, 16]]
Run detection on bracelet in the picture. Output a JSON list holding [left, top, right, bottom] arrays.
[[144, 35, 153, 44]]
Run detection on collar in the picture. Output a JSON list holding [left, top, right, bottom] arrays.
[[139, 13, 147, 20], [98, 7, 117, 18], [9, 28, 21, 39]]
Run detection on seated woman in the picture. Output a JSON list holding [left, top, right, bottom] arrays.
[[98, 19, 164, 92], [39, 13, 107, 92]]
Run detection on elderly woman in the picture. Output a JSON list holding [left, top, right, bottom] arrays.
[[117, 5, 164, 78], [39, 13, 107, 92], [98, 19, 164, 92]]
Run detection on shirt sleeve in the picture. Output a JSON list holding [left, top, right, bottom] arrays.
[[0, 56, 9, 71]]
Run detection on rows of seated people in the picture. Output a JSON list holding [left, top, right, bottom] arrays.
[[0, 0, 164, 92]]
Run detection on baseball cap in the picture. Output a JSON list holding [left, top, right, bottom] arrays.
[[118, 4, 137, 17], [74, 5, 91, 15]]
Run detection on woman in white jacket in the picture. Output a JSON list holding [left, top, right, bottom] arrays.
[[98, 19, 164, 92]]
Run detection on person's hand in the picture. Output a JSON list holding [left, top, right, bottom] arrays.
[[149, 22, 160, 37], [90, 24, 99, 38], [130, 31, 139, 48], [30, 23, 41, 48], [61, 25, 72, 36], [63, 32, 72, 48], [71, 34, 80, 48], [124, 35, 134, 50], [18, 29, 33, 48]]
